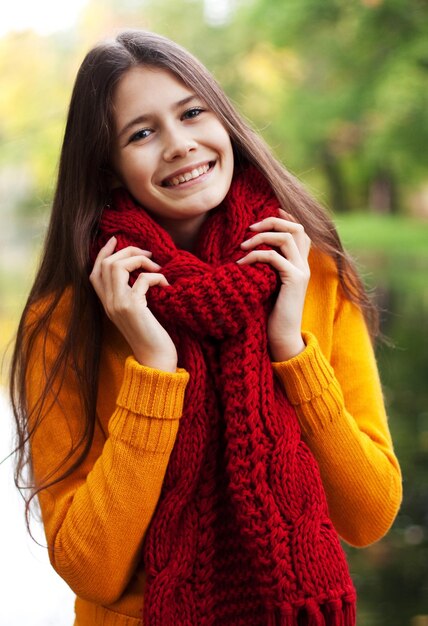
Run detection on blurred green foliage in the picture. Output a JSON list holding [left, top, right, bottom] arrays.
[[1, 0, 428, 215]]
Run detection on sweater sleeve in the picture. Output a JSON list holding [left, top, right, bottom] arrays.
[[27, 300, 189, 605], [272, 295, 402, 548]]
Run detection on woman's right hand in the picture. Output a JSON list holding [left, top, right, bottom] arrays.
[[89, 236, 178, 372]]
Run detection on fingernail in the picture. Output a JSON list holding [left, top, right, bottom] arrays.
[[249, 222, 260, 229]]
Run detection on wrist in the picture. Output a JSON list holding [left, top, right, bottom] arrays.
[[133, 347, 178, 373], [270, 336, 306, 362], [134, 356, 178, 373]]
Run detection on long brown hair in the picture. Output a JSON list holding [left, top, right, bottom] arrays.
[[9, 30, 377, 525]]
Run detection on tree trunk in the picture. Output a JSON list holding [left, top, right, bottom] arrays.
[[321, 147, 350, 213], [369, 169, 398, 214]]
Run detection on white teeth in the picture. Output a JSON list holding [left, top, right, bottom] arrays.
[[166, 163, 211, 187]]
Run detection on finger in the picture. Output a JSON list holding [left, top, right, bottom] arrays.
[[109, 257, 162, 302], [111, 255, 161, 274], [278, 208, 298, 223], [91, 236, 117, 278], [132, 272, 170, 296], [279, 209, 311, 256], [249, 217, 307, 251], [110, 273, 167, 313], [241, 232, 307, 267], [250, 216, 304, 234], [277, 210, 311, 255], [248, 217, 310, 258], [237, 250, 311, 288], [102, 251, 158, 291], [101, 245, 154, 266], [91, 241, 154, 286], [237, 249, 295, 275]]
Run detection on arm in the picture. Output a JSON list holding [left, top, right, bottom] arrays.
[[238, 212, 401, 546], [272, 294, 402, 547], [28, 300, 189, 605]]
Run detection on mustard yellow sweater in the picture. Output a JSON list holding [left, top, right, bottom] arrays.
[[27, 249, 402, 626]]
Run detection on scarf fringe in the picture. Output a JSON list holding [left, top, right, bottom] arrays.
[[268, 596, 357, 626]]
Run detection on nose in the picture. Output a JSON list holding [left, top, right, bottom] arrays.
[[162, 125, 197, 161]]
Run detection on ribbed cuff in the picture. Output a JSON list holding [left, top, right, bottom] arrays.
[[272, 332, 345, 433], [117, 356, 189, 419], [75, 597, 144, 625]]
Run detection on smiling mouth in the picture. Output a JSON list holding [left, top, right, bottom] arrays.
[[162, 161, 215, 187]]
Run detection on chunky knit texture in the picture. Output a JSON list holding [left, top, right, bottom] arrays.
[[92, 166, 357, 625]]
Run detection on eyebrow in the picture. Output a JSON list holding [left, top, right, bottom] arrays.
[[118, 94, 199, 139]]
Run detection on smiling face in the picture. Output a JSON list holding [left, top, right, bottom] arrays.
[[111, 65, 235, 247]]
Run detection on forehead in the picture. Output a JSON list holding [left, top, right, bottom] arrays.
[[112, 66, 195, 123]]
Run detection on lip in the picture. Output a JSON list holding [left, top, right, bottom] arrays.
[[161, 160, 215, 187]]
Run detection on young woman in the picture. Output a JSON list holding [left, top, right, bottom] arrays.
[[10, 30, 402, 626]]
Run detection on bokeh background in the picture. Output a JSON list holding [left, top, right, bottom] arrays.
[[1, 1, 427, 625]]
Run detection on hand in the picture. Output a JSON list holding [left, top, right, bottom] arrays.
[[237, 209, 311, 361], [89, 237, 178, 372]]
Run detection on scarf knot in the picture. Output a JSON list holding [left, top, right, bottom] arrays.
[[150, 261, 277, 340]]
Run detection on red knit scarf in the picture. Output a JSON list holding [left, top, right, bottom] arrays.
[[92, 165, 356, 625]]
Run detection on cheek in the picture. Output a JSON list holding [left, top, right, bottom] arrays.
[[118, 154, 152, 187], [221, 134, 234, 167], [204, 120, 232, 152], [217, 127, 233, 153], [221, 136, 234, 172]]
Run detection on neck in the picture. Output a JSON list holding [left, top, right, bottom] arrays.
[[153, 213, 210, 252]]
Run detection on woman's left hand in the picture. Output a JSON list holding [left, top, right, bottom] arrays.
[[237, 208, 311, 361]]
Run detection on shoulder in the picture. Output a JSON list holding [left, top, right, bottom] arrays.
[[29, 285, 73, 317], [303, 248, 348, 356], [308, 246, 338, 284], [306, 246, 341, 309], [26, 285, 74, 341], [306, 246, 366, 320]]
